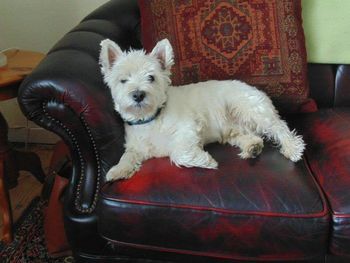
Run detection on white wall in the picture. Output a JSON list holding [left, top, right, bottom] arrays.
[[0, 0, 109, 143], [0, 0, 109, 52]]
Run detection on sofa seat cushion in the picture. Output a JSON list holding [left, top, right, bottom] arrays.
[[295, 108, 350, 257], [99, 143, 329, 261]]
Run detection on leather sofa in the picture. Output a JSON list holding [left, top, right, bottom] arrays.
[[18, 0, 350, 262]]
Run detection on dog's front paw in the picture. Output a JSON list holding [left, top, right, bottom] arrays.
[[105, 164, 139, 182]]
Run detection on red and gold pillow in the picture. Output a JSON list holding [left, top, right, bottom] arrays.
[[139, 0, 316, 113]]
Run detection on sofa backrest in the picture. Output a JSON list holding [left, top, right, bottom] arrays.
[[80, 0, 350, 111], [308, 64, 350, 108]]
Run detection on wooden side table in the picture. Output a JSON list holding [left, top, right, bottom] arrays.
[[0, 49, 46, 243]]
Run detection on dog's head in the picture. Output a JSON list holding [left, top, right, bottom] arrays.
[[99, 38, 174, 123]]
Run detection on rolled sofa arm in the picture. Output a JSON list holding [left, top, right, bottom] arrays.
[[18, 0, 141, 215]]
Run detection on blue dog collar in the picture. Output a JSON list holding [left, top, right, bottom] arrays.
[[126, 107, 162, 126]]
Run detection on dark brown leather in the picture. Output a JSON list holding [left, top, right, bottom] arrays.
[[335, 65, 350, 107], [18, 0, 141, 255], [307, 64, 336, 108], [295, 108, 350, 257], [308, 64, 350, 109], [17, 0, 350, 262], [99, 143, 329, 261]]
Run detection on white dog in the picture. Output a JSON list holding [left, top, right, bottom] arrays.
[[99, 38, 305, 182]]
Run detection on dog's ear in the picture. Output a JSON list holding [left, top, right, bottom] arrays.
[[151, 38, 174, 71], [99, 39, 123, 75]]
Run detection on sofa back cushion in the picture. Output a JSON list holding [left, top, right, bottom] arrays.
[[139, 0, 315, 113]]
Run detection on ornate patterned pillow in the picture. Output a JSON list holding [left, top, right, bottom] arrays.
[[139, 0, 316, 113]]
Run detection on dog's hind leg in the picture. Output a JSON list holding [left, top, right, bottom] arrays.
[[226, 84, 305, 162], [227, 131, 264, 159], [264, 118, 305, 162], [170, 145, 218, 169], [247, 108, 305, 162]]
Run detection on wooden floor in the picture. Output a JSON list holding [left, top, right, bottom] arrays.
[[0, 144, 54, 240]]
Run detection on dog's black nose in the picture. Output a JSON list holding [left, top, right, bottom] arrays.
[[132, 90, 146, 103]]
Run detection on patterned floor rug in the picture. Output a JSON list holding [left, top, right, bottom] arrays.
[[0, 198, 74, 263]]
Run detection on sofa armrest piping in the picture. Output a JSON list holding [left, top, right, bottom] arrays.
[[42, 102, 100, 214]]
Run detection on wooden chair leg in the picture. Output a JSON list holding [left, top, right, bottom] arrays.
[[0, 160, 13, 243], [0, 111, 44, 244]]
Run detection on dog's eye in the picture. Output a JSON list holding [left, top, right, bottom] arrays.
[[148, 75, 155, 82], [120, 79, 127, 84]]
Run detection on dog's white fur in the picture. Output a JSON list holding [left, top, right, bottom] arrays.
[[100, 38, 305, 181]]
